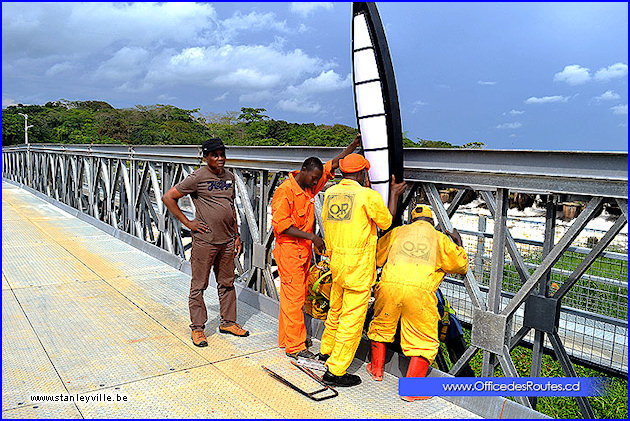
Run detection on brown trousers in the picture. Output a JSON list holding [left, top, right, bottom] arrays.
[[189, 237, 237, 331]]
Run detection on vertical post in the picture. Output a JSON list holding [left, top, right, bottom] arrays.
[[258, 169, 269, 293], [482, 188, 509, 377], [129, 147, 139, 237], [26, 143, 32, 187], [242, 172, 255, 288], [474, 215, 487, 283], [529, 195, 556, 407]]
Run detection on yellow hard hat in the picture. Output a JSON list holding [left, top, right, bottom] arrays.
[[411, 205, 433, 220]]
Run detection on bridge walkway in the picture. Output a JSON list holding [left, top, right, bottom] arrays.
[[1, 181, 478, 419]]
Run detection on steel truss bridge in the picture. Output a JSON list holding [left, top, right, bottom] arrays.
[[3, 143, 628, 417]]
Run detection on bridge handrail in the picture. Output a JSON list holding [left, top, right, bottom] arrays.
[[3, 143, 627, 198]]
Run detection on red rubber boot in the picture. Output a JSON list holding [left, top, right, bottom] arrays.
[[366, 341, 386, 381], [401, 356, 431, 401]]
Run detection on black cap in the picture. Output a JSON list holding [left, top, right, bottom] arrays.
[[202, 138, 225, 154]]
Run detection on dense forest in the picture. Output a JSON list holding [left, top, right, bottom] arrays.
[[2, 100, 484, 149]]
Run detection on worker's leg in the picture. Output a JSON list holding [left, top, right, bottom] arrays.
[[212, 240, 237, 327], [366, 282, 403, 381], [401, 356, 432, 401], [277, 252, 310, 353], [189, 238, 218, 331], [399, 287, 440, 362], [325, 287, 372, 376], [367, 282, 403, 343], [319, 280, 343, 356]]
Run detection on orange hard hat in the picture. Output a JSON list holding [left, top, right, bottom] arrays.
[[339, 153, 371, 173]]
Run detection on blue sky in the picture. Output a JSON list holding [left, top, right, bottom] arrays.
[[2, 2, 627, 151]]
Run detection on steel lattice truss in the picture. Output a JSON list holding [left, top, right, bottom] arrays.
[[3, 144, 628, 417]]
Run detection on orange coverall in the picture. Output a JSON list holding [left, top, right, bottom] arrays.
[[320, 179, 393, 376], [367, 220, 468, 362], [271, 161, 334, 354]]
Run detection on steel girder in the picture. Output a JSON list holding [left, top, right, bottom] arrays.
[[2, 144, 628, 417]]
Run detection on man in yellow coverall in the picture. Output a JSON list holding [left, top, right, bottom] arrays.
[[367, 205, 468, 401], [319, 153, 407, 387]]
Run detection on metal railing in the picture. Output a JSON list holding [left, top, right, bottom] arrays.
[[2, 143, 628, 417]]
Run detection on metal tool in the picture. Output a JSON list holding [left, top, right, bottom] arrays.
[[261, 362, 338, 401], [295, 356, 327, 372]]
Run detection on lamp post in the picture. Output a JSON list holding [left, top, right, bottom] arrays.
[[17, 113, 34, 144]]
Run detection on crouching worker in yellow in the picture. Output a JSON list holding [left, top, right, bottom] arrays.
[[319, 153, 407, 387], [367, 205, 468, 401]]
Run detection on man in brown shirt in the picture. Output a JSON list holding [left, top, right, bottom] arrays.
[[162, 138, 249, 347]]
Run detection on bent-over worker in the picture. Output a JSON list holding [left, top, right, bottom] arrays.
[[367, 205, 468, 401]]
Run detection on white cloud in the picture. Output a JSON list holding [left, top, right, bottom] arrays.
[[478, 80, 497, 85], [146, 45, 325, 90], [278, 98, 321, 113], [595, 63, 628, 82], [525, 96, 569, 104], [2, 98, 17, 108], [286, 70, 351, 95], [239, 90, 274, 103], [553, 65, 591, 85], [45, 61, 73, 77], [594, 90, 621, 102], [157, 93, 176, 102], [220, 11, 288, 41], [2, 3, 219, 57], [411, 100, 427, 114], [496, 122, 522, 129], [290, 3, 333, 17], [505, 109, 525, 115], [214, 92, 229, 101], [94, 47, 150, 81], [611, 104, 628, 115]]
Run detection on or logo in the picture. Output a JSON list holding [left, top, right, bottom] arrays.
[[401, 240, 430, 261], [326, 194, 354, 221]]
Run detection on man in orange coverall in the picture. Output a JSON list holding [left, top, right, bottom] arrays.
[[367, 205, 468, 401], [271, 136, 361, 360], [319, 154, 407, 387]]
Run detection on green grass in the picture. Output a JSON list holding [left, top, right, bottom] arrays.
[[437, 329, 628, 419], [466, 248, 628, 319]]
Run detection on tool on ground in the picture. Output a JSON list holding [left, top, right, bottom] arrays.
[[295, 356, 327, 372], [261, 362, 338, 401]]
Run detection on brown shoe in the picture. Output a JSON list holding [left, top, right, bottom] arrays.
[[191, 330, 208, 347], [219, 323, 249, 337]]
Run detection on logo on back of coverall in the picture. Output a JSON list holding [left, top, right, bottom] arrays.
[[401, 240, 431, 261], [326, 194, 354, 221]]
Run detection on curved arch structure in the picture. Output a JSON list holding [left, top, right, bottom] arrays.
[[352, 2, 404, 209]]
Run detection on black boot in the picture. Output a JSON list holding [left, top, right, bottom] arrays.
[[323, 369, 362, 387]]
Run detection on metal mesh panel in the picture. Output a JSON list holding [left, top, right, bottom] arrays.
[[444, 211, 628, 375]]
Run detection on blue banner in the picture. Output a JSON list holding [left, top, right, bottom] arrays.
[[399, 377, 608, 397]]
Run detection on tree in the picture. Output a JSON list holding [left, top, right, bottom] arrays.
[[417, 139, 457, 148], [461, 141, 485, 149], [238, 107, 268, 123]]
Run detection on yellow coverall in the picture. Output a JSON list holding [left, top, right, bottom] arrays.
[[367, 220, 468, 362], [320, 179, 393, 376]]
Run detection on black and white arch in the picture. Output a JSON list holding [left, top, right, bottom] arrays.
[[352, 2, 404, 207]]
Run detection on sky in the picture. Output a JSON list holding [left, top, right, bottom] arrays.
[[2, 2, 628, 151]]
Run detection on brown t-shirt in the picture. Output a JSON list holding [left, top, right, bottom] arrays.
[[175, 166, 236, 244]]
